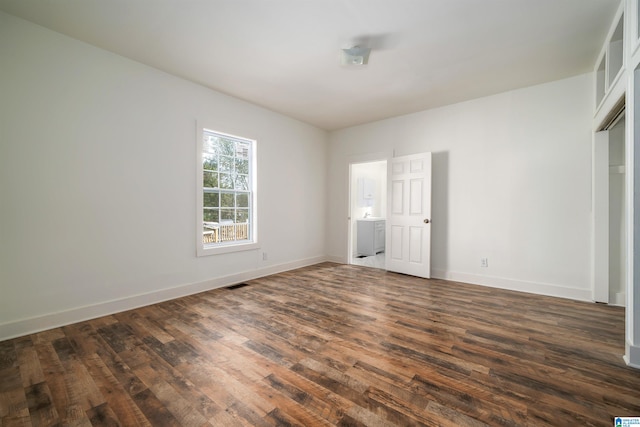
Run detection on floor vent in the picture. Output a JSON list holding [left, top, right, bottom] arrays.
[[227, 283, 249, 290]]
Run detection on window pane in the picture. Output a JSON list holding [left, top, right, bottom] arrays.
[[203, 135, 219, 155], [235, 174, 249, 191], [203, 154, 217, 171], [203, 171, 218, 188], [236, 142, 250, 158], [235, 158, 248, 174], [203, 192, 219, 208], [203, 209, 219, 222], [220, 139, 235, 156], [236, 209, 249, 223], [221, 193, 234, 208], [220, 209, 234, 221], [220, 156, 233, 173], [236, 193, 249, 207], [219, 173, 233, 189]]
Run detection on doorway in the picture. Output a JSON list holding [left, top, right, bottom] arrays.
[[593, 101, 626, 306], [349, 160, 387, 269]]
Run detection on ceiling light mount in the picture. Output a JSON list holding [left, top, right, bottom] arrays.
[[341, 46, 371, 66]]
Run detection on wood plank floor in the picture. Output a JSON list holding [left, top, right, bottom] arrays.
[[1, 262, 639, 426]]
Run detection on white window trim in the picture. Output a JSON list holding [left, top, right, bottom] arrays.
[[196, 122, 259, 257]]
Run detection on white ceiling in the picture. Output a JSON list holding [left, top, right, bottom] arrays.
[[0, 0, 620, 130]]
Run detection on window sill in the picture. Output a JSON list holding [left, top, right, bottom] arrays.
[[197, 241, 260, 257]]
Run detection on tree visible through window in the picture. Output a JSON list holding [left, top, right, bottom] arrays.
[[201, 129, 253, 247]]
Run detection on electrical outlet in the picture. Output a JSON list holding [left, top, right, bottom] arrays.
[[262, 252, 268, 261], [480, 258, 488, 268]]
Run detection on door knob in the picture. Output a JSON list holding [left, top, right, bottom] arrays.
[[424, 219, 430, 224]]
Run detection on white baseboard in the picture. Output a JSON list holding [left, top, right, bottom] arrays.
[[431, 269, 593, 302], [610, 292, 626, 307], [624, 340, 640, 369], [325, 257, 593, 302], [326, 255, 346, 264], [0, 255, 328, 342]]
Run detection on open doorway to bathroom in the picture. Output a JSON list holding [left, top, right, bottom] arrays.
[[349, 160, 387, 269]]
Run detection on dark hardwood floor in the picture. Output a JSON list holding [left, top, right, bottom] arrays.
[[1, 262, 639, 426]]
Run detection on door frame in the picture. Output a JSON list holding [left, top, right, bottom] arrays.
[[593, 98, 626, 304]]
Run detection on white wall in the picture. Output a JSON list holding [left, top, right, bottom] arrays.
[[0, 12, 327, 340], [328, 73, 594, 300]]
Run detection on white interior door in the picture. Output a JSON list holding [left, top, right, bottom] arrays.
[[386, 152, 432, 278]]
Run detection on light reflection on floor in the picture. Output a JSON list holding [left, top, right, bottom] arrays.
[[351, 252, 386, 270]]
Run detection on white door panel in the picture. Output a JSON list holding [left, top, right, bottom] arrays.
[[410, 179, 423, 214], [410, 158, 424, 173], [392, 181, 404, 214], [409, 227, 423, 263]]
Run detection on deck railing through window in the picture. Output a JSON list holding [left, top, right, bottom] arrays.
[[203, 223, 249, 244]]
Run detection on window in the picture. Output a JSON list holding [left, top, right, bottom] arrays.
[[197, 126, 257, 256]]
